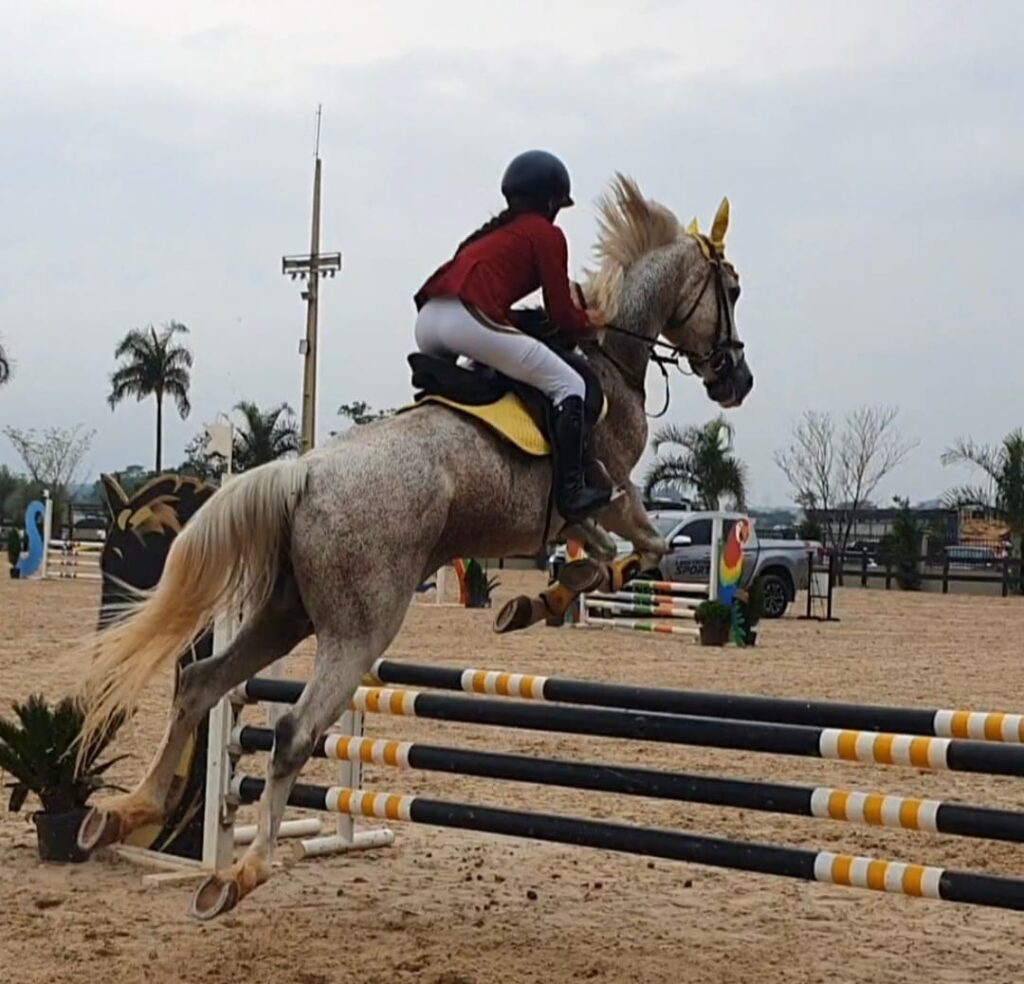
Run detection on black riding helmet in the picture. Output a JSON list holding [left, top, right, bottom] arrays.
[[501, 150, 574, 209]]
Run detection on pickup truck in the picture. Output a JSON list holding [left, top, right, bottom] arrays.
[[550, 509, 821, 619]]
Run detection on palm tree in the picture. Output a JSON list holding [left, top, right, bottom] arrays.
[[942, 429, 1024, 556], [232, 401, 299, 472], [108, 322, 193, 472], [643, 417, 748, 510], [0, 337, 10, 386]]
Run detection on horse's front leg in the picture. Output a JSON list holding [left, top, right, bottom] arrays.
[[492, 499, 658, 634], [563, 519, 617, 562], [548, 489, 665, 598]]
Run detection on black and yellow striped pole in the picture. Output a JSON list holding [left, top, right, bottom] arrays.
[[235, 727, 1024, 844], [242, 677, 1024, 779], [368, 659, 1024, 744], [233, 777, 1024, 912]]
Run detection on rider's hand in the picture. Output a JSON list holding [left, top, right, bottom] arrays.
[[585, 308, 607, 329]]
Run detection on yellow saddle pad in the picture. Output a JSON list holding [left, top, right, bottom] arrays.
[[412, 393, 551, 456], [406, 392, 610, 457]]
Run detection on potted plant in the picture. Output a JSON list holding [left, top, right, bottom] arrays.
[[0, 694, 126, 862], [463, 558, 500, 609], [694, 599, 732, 646], [6, 528, 21, 578]]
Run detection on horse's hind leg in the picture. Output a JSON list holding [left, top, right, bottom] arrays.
[[190, 630, 377, 920], [79, 590, 311, 854]]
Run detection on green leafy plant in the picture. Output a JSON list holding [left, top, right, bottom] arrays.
[[0, 694, 126, 814], [694, 599, 732, 626], [880, 497, 923, 591], [463, 559, 500, 609], [6, 527, 20, 567], [108, 321, 193, 472], [0, 336, 11, 386], [643, 417, 748, 509], [797, 514, 823, 542]]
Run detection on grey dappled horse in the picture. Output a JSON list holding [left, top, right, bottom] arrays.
[[76, 175, 753, 918]]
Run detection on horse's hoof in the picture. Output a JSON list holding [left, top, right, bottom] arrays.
[[493, 595, 539, 634], [190, 874, 240, 921], [557, 559, 605, 594], [77, 807, 122, 854]]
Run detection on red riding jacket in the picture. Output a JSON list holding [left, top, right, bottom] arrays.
[[415, 212, 591, 335]]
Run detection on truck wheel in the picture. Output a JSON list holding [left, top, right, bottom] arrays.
[[757, 573, 790, 619]]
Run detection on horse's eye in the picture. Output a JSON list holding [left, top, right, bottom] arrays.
[[729, 286, 741, 303]]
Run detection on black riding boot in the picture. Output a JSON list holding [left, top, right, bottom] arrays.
[[551, 396, 612, 523]]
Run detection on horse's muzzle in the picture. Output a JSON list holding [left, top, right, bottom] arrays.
[[706, 351, 753, 408]]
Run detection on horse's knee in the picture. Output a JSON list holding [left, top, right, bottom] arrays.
[[173, 662, 208, 717], [270, 713, 313, 778]]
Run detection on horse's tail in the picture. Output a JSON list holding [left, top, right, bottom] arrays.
[[78, 457, 309, 760]]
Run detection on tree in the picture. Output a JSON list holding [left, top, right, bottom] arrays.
[[108, 321, 193, 472], [337, 401, 393, 426], [878, 496, 923, 591], [2, 479, 46, 529], [942, 429, 1024, 557], [179, 432, 226, 483], [0, 336, 10, 386], [773, 405, 916, 556], [3, 426, 96, 519], [232, 401, 299, 472], [642, 417, 748, 509], [93, 465, 155, 501], [178, 401, 300, 480], [0, 466, 29, 522], [797, 514, 824, 542]]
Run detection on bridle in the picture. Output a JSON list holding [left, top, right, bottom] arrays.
[[591, 236, 744, 418]]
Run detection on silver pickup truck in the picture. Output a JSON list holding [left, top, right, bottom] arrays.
[[551, 509, 821, 618]]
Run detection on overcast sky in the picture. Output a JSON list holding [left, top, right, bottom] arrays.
[[0, 1, 1020, 506]]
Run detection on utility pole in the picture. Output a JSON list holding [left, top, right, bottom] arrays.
[[282, 105, 342, 454]]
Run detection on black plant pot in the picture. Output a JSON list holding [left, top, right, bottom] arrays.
[[34, 808, 89, 862], [747, 629, 758, 647], [8, 565, 20, 579], [698, 622, 731, 647]]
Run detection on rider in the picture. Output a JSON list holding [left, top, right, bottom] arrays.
[[414, 149, 612, 523]]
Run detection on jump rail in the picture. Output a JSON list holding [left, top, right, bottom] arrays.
[[235, 727, 1024, 844], [365, 660, 1024, 745], [234, 778, 1024, 912], [239, 679, 1024, 779]]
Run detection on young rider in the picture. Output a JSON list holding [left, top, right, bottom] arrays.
[[414, 149, 611, 523]]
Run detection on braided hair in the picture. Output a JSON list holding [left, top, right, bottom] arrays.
[[414, 196, 557, 312], [454, 195, 554, 255], [454, 207, 518, 254]]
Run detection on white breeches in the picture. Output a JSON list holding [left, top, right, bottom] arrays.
[[414, 297, 585, 405]]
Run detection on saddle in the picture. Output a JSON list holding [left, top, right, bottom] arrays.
[[406, 308, 605, 457]]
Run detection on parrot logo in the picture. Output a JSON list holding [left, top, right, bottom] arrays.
[[718, 519, 750, 609]]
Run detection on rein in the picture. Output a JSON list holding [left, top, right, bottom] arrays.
[[587, 332, 677, 419]]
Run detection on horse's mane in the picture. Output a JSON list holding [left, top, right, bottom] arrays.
[[584, 174, 683, 320]]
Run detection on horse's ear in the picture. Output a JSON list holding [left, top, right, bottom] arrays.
[[686, 218, 700, 237], [710, 197, 730, 251], [100, 474, 129, 517]]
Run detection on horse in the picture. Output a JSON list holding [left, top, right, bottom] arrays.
[[75, 174, 753, 919]]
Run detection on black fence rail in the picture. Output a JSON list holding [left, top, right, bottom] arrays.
[[835, 551, 1023, 596]]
